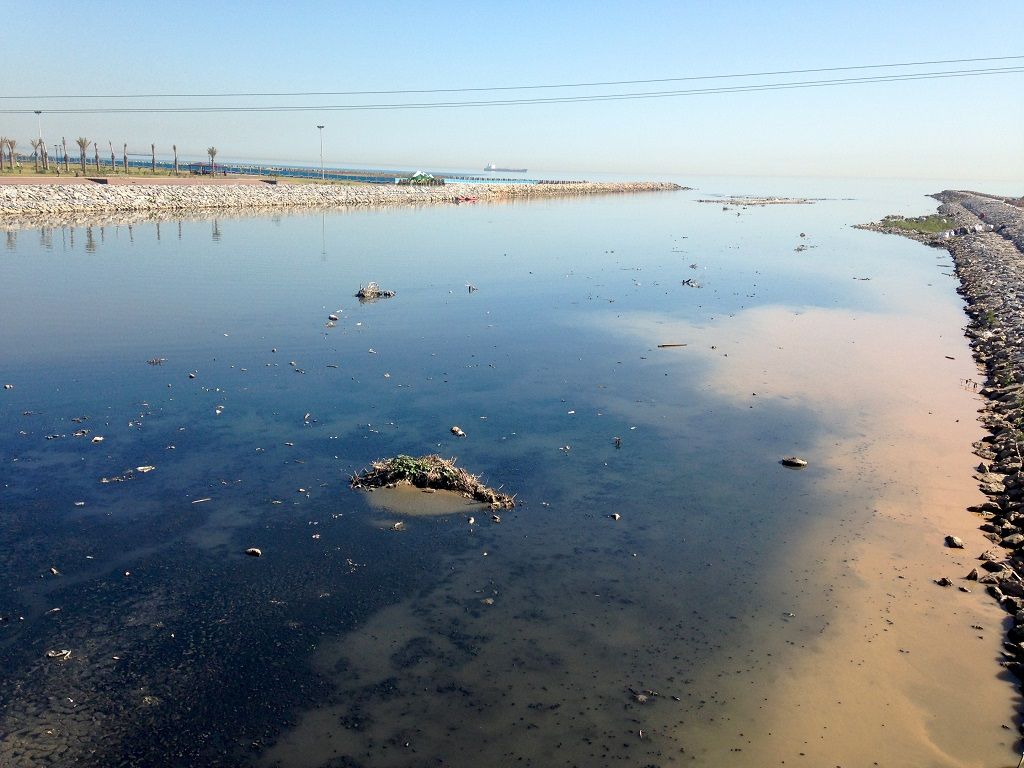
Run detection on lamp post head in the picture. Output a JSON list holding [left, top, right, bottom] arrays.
[[317, 125, 324, 130]]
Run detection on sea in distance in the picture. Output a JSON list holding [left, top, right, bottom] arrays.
[[1, 175, 1022, 767]]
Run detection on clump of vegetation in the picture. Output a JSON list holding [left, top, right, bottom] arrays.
[[351, 454, 515, 509], [977, 308, 998, 329], [881, 214, 956, 234], [355, 281, 396, 300]]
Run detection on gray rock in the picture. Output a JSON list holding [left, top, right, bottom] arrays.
[[1002, 533, 1024, 548], [945, 535, 965, 549]]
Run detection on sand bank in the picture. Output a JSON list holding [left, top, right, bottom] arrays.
[[856, 189, 1024, 755]]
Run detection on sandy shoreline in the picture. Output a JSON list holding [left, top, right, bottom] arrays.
[[0, 179, 684, 228], [861, 189, 1024, 747]]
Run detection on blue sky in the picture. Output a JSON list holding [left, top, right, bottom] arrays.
[[4, 0, 1023, 180]]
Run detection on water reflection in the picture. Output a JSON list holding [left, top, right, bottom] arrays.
[[0, 188, 1017, 767]]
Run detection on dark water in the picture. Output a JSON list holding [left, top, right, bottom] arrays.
[[0, 184, 998, 766]]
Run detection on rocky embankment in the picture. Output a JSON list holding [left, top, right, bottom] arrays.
[[866, 190, 1024, 688], [0, 180, 683, 228]]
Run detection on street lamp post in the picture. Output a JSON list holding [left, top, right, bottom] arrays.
[[34, 111, 43, 170], [316, 125, 325, 180]]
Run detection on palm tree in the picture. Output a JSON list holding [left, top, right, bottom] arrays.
[[6, 138, 16, 171], [0, 138, 7, 172], [151, 143, 156, 173], [62, 137, 69, 172], [75, 137, 89, 174], [207, 146, 217, 174], [123, 142, 128, 174], [172, 144, 178, 175], [93, 142, 100, 172], [108, 141, 115, 170], [31, 138, 42, 172]]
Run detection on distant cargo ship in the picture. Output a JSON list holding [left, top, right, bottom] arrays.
[[484, 163, 527, 173]]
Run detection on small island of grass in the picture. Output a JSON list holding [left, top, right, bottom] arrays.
[[351, 454, 515, 509], [878, 213, 957, 234]]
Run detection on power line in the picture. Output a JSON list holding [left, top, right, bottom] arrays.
[[1, 66, 1020, 115], [2, 55, 1021, 101]]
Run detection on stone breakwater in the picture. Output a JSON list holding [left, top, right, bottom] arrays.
[[864, 191, 1024, 699], [0, 180, 683, 228]]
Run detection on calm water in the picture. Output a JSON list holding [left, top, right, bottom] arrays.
[[0, 179, 1013, 766]]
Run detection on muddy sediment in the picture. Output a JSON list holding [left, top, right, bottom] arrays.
[[864, 189, 1024, 709]]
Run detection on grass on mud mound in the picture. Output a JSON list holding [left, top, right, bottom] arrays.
[[351, 454, 515, 509]]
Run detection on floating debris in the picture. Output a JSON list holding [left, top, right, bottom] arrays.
[[697, 196, 815, 206], [451, 425, 466, 437], [3, 384, 13, 390], [100, 468, 141, 483], [328, 313, 339, 322], [610, 513, 622, 521], [355, 282, 396, 301], [680, 278, 701, 288], [657, 343, 687, 348], [351, 454, 515, 509], [629, 687, 659, 704], [780, 456, 808, 468], [91, 436, 105, 444], [245, 547, 262, 558], [146, 357, 166, 366], [46, 649, 71, 661], [136, 465, 156, 473]]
